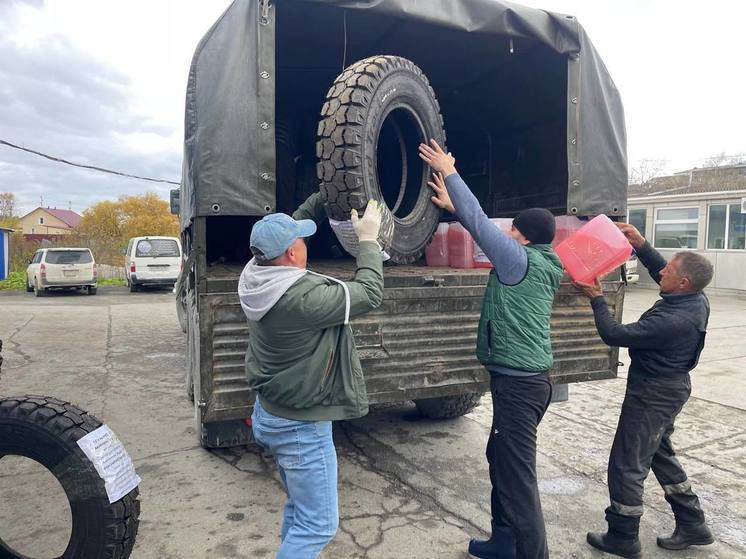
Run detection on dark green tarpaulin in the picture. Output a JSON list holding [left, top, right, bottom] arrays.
[[181, 0, 626, 228]]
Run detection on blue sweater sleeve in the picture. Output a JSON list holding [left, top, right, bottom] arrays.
[[445, 173, 528, 285]]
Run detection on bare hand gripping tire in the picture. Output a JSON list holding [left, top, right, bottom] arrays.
[[317, 55, 446, 263], [0, 395, 140, 559]]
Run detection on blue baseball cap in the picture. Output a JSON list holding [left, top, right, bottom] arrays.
[[250, 213, 317, 261]]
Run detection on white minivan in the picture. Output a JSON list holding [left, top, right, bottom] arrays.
[[26, 248, 97, 296], [125, 236, 182, 292]]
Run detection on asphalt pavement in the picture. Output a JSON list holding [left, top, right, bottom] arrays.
[[0, 285, 744, 558]]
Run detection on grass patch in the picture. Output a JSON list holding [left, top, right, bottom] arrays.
[[97, 277, 127, 286], [0, 273, 127, 290], [0, 271, 27, 291]]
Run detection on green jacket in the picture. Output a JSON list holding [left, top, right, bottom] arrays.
[[476, 245, 563, 371], [242, 194, 384, 421]]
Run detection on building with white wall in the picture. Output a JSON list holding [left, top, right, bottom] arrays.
[[628, 165, 746, 291]]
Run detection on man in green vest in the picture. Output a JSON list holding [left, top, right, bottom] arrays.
[[420, 140, 563, 559]]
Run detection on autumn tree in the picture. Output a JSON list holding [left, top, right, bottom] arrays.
[[119, 192, 179, 240], [75, 193, 179, 265], [0, 192, 19, 229]]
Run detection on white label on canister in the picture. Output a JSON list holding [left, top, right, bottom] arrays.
[[77, 425, 141, 504]]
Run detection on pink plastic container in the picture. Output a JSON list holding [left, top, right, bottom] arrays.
[[425, 223, 450, 266], [552, 215, 584, 247], [448, 222, 474, 268], [474, 218, 513, 268], [555, 214, 633, 283]]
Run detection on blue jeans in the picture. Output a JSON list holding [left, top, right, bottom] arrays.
[[252, 397, 339, 559]]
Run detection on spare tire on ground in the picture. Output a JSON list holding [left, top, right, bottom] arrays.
[[0, 395, 140, 558], [317, 55, 446, 264]]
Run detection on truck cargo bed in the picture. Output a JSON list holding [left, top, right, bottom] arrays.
[[195, 260, 623, 423]]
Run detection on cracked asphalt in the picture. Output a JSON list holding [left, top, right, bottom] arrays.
[[0, 285, 744, 558]]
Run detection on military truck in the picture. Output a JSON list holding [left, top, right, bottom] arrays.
[[175, 0, 628, 448]]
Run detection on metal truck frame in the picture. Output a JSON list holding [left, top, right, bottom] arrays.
[[176, 0, 628, 448]]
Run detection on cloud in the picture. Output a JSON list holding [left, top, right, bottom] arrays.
[[0, 2, 181, 215]]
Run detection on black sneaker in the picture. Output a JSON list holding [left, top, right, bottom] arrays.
[[468, 525, 516, 559]]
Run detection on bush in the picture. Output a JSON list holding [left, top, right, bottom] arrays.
[[10, 232, 38, 273], [96, 278, 126, 286], [0, 271, 26, 291]]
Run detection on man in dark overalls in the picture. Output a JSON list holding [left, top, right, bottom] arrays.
[[575, 222, 715, 558]]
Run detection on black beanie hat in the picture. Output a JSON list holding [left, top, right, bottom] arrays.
[[513, 208, 556, 245]]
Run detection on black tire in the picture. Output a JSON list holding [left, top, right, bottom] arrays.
[[129, 282, 138, 293], [0, 395, 140, 558], [88, 286, 98, 295], [317, 55, 446, 263], [25, 278, 34, 292], [34, 279, 46, 297], [414, 392, 483, 419]]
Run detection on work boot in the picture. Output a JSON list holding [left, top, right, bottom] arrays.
[[586, 531, 642, 558], [468, 525, 516, 559], [657, 522, 714, 550]]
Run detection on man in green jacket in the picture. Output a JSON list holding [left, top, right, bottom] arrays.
[[239, 199, 384, 559], [420, 140, 563, 559]]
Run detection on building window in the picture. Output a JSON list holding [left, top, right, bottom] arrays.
[[653, 207, 698, 249], [708, 203, 746, 250], [39, 217, 44, 224], [628, 209, 646, 236]]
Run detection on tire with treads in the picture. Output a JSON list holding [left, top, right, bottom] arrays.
[[0, 395, 140, 558], [317, 55, 446, 263], [414, 392, 483, 419]]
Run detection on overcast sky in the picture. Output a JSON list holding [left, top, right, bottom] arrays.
[[1, 0, 744, 215]]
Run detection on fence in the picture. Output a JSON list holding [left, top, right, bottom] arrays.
[[98, 264, 126, 280]]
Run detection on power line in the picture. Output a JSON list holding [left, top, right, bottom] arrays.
[[0, 139, 181, 186]]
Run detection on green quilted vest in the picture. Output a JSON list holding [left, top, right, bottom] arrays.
[[476, 244, 563, 371]]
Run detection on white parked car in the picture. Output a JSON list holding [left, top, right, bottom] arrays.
[[124, 236, 182, 292], [626, 253, 639, 284], [26, 248, 97, 297]]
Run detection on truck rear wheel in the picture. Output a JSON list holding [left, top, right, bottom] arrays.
[[0, 395, 140, 558], [414, 392, 483, 419], [317, 55, 446, 263]]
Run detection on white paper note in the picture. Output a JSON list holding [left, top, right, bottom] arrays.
[[77, 425, 141, 504]]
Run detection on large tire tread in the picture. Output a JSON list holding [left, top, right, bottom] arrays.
[[317, 55, 445, 264], [0, 395, 140, 559], [414, 392, 483, 420]]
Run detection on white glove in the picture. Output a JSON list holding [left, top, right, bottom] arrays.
[[350, 199, 383, 243]]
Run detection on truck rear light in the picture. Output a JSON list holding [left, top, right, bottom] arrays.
[[40, 263, 46, 280], [93, 264, 98, 279], [130, 263, 136, 273]]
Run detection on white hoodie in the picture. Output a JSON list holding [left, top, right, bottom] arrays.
[[238, 259, 307, 321]]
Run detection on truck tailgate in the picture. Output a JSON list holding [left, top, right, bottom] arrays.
[[197, 262, 622, 422]]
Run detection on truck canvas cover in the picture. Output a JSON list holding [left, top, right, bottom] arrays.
[[181, 0, 626, 230]]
